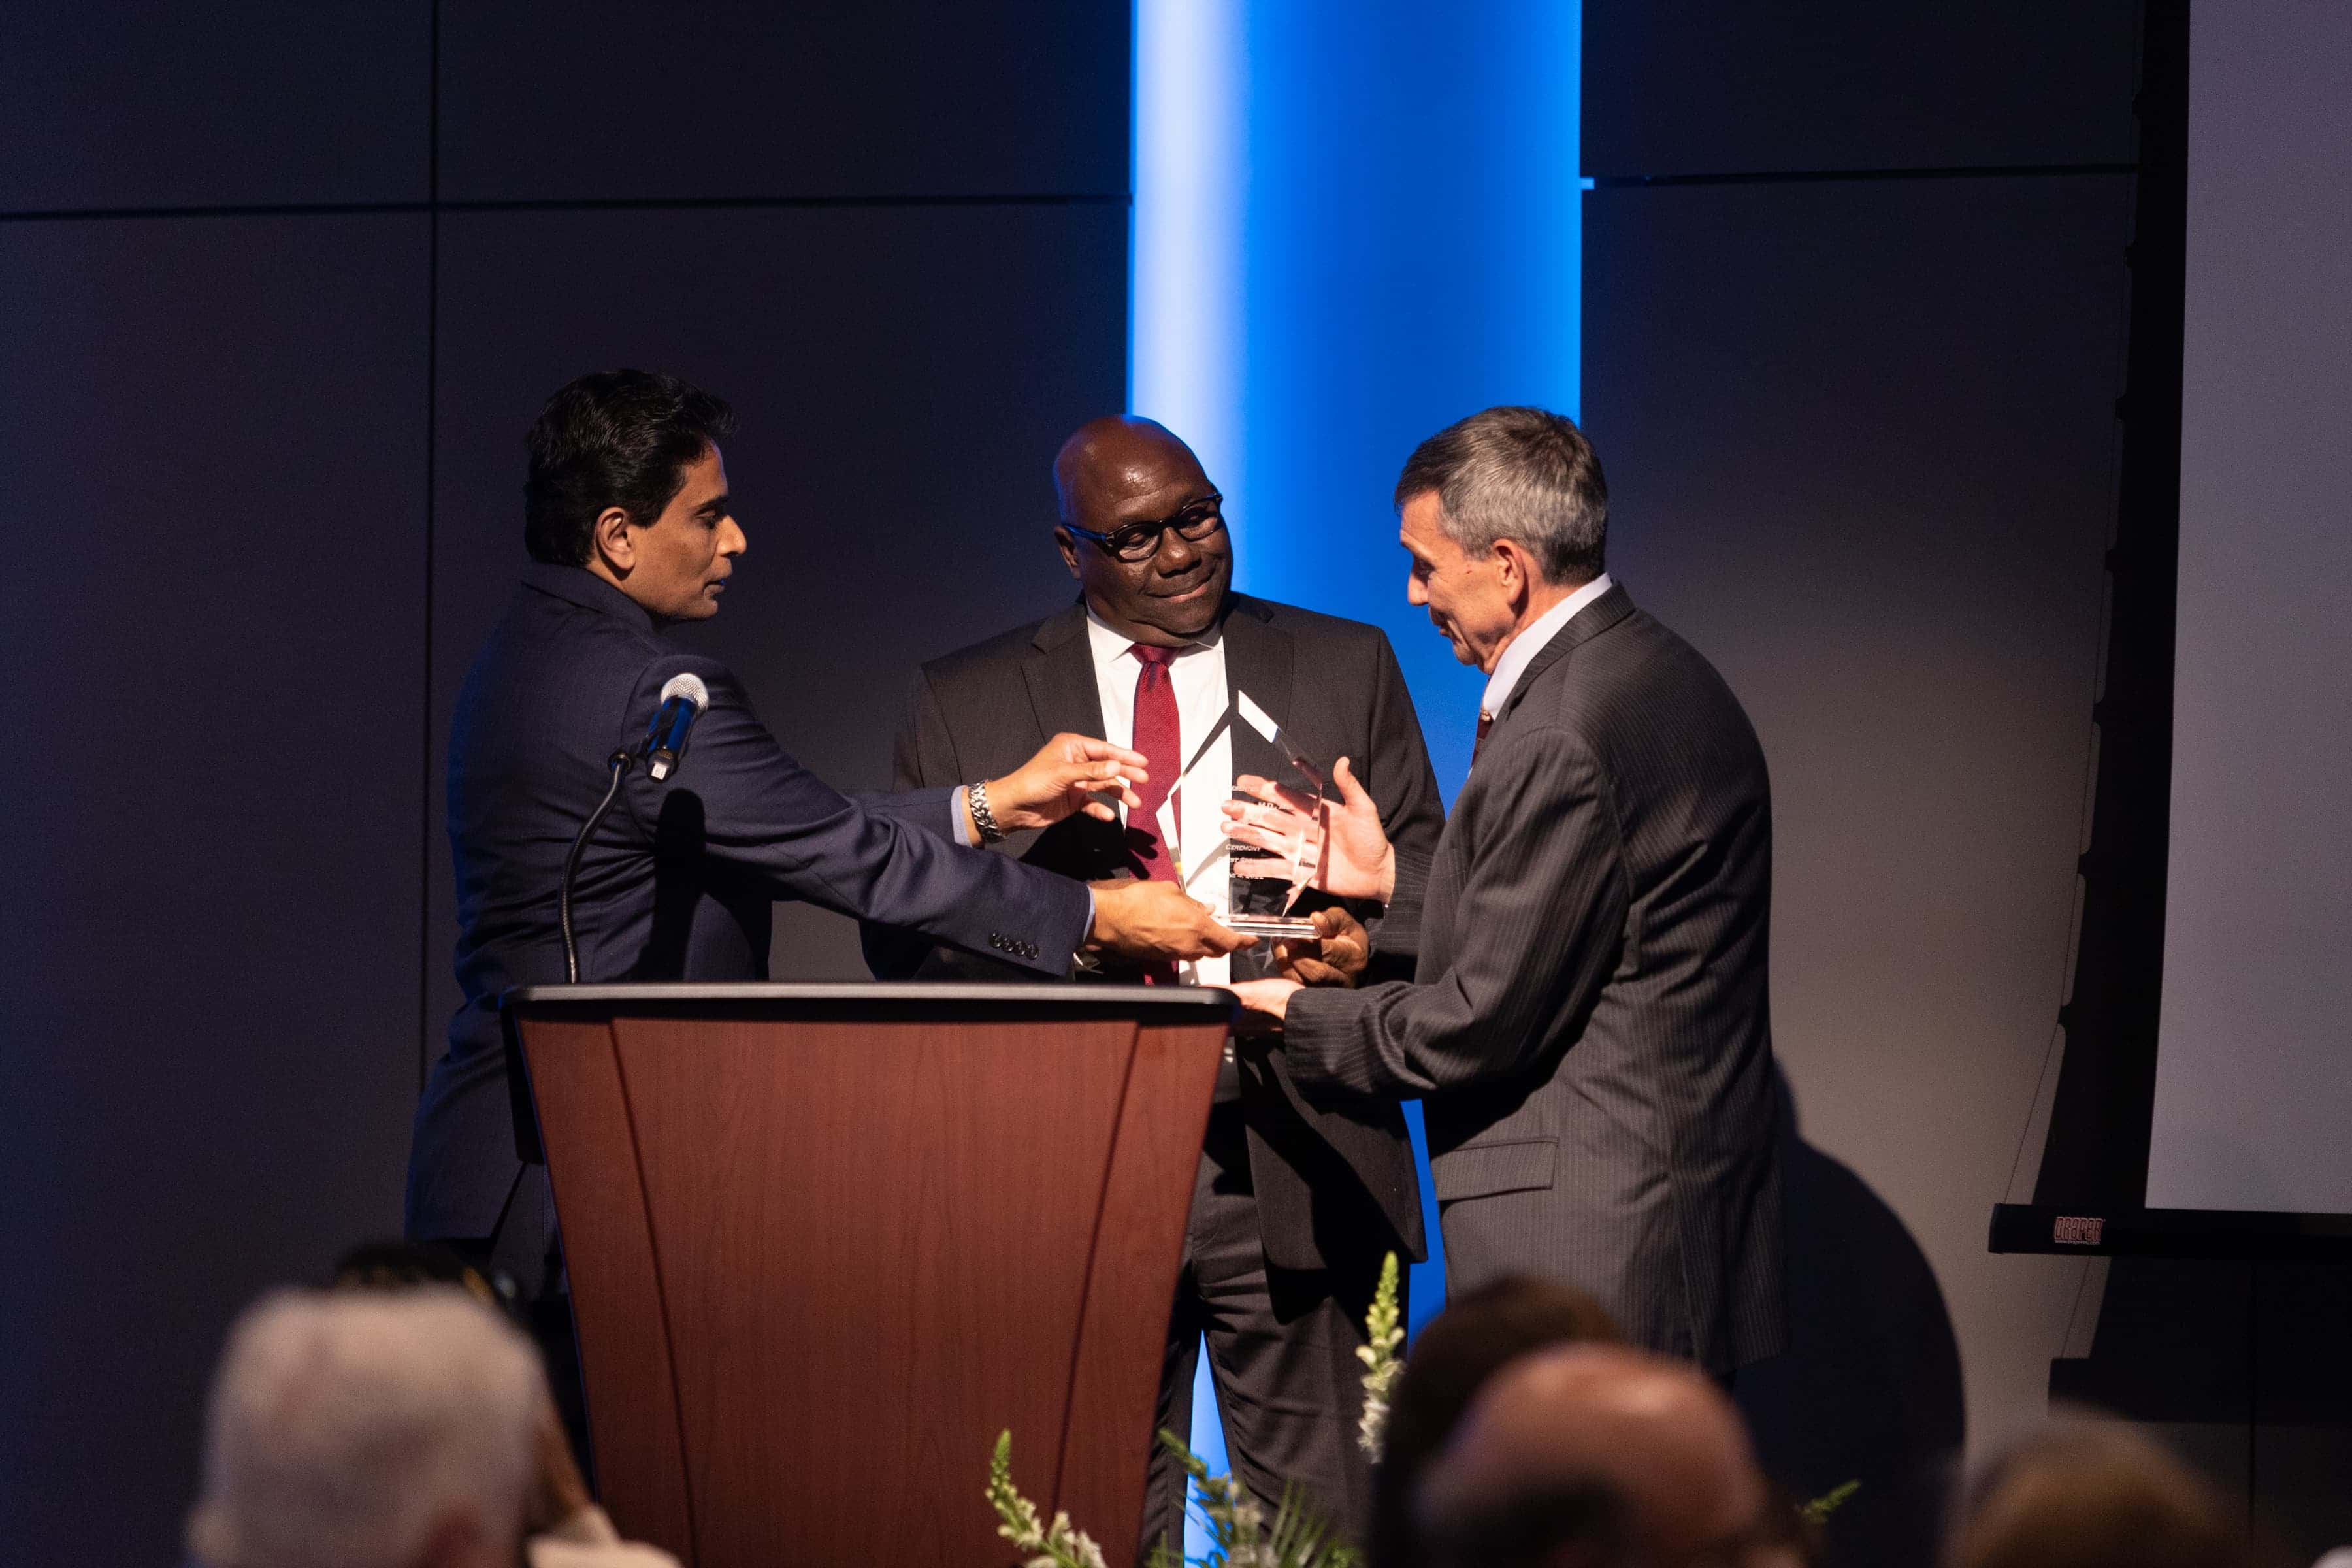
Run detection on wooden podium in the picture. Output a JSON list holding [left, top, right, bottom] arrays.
[[504, 982, 1234, 1568]]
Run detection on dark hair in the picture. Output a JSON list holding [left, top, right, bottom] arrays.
[[523, 369, 736, 566], [1394, 406, 1609, 585], [1371, 1277, 1622, 1568]]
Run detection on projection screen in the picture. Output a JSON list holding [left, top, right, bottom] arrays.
[[2144, 0, 2352, 1213]]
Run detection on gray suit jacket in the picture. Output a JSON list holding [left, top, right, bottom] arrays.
[[863, 593, 1446, 1273], [1283, 585, 1786, 1371]]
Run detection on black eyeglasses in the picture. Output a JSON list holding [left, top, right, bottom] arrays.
[[1065, 493, 1225, 563]]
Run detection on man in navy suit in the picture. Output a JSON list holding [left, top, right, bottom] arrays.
[[406, 370, 1244, 1335]]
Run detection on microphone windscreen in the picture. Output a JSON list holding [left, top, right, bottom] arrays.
[[657, 672, 710, 711]]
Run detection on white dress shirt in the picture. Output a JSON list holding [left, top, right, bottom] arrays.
[[1085, 606, 1233, 984], [1480, 573, 1616, 722]]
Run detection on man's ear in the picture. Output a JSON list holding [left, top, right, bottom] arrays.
[[591, 505, 636, 576], [1053, 526, 1083, 581], [1492, 536, 1535, 609]]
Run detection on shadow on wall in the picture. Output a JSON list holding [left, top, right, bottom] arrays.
[[1738, 1069, 1965, 1568]]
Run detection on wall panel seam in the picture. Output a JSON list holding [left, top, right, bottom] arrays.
[[2, 194, 1133, 224]]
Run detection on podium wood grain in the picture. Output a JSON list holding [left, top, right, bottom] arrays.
[[514, 990, 1226, 1568]]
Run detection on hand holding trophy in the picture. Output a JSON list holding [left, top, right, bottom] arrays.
[[1226, 848, 1376, 1030], [1221, 755, 1397, 904], [1275, 907, 1369, 988]]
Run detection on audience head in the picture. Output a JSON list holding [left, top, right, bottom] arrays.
[[1944, 1420, 2263, 1568], [524, 369, 741, 622], [328, 1240, 591, 1538], [1416, 1343, 1786, 1568], [187, 1287, 543, 1568], [1053, 414, 1232, 647], [1375, 1275, 1623, 1567], [1394, 405, 1609, 673]]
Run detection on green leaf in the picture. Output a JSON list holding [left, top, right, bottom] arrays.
[[1801, 1479, 1861, 1525]]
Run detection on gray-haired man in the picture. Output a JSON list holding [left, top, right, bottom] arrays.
[[1227, 405, 1786, 1377], [188, 1289, 542, 1568]]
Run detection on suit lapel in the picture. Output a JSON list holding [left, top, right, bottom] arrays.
[[1021, 601, 1108, 742], [1015, 601, 1129, 875], [1218, 595, 1293, 786], [1497, 582, 1637, 724]]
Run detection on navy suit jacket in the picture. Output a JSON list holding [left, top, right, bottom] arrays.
[[406, 563, 1092, 1241]]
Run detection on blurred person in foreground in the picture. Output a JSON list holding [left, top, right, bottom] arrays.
[[1228, 406, 1784, 1378], [187, 1288, 541, 1568], [1943, 1420, 2275, 1568], [1415, 1343, 1797, 1568], [329, 1242, 674, 1568], [1372, 1275, 1623, 1568]]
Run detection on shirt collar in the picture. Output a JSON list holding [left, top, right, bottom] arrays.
[[1083, 602, 1222, 672], [1481, 572, 1615, 717]]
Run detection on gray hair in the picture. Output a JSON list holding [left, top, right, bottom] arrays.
[[187, 1287, 542, 1568], [1395, 406, 1609, 585]]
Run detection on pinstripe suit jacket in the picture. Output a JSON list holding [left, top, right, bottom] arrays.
[[1283, 584, 1786, 1371]]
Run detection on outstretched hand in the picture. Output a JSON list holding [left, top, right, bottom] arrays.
[[1087, 879, 1255, 964], [984, 732, 1149, 832], [1226, 978, 1302, 1030], [1221, 756, 1396, 902]]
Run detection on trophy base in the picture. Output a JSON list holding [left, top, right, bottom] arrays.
[[1222, 913, 1322, 939]]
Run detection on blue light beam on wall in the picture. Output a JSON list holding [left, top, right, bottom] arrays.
[[1134, 1, 1582, 1544], [1134, 0, 1582, 795]]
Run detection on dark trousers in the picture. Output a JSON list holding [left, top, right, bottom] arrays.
[[1145, 1102, 1390, 1559]]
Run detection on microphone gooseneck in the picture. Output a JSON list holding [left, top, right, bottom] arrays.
[[560, 750, 634, 985]]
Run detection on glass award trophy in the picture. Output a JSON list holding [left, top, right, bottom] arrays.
[[1225, 691, 1326, 955]]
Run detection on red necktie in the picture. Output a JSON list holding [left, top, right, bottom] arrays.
[[1128, 644, 1183, 882], [1471, 709, 1494, 772], [1128, 644, 1183, 983]]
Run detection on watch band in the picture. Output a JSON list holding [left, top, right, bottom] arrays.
[[968, 779, 1008, 844]]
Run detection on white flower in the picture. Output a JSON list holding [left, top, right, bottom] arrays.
[[1355, 1252, 1405, 1461]]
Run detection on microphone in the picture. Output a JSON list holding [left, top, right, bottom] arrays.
[[643, 672, 710, 781], [561, 672, 713, 983]]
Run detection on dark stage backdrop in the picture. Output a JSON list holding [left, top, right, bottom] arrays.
[[0, 4, 1125, 1562], [1583, 4, 2140, 1561], [13, 5, 2333, 1566], [1590, 3, 2346, 1558]]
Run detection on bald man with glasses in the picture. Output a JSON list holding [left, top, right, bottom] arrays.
[[861, 416, 1446, 1552]]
